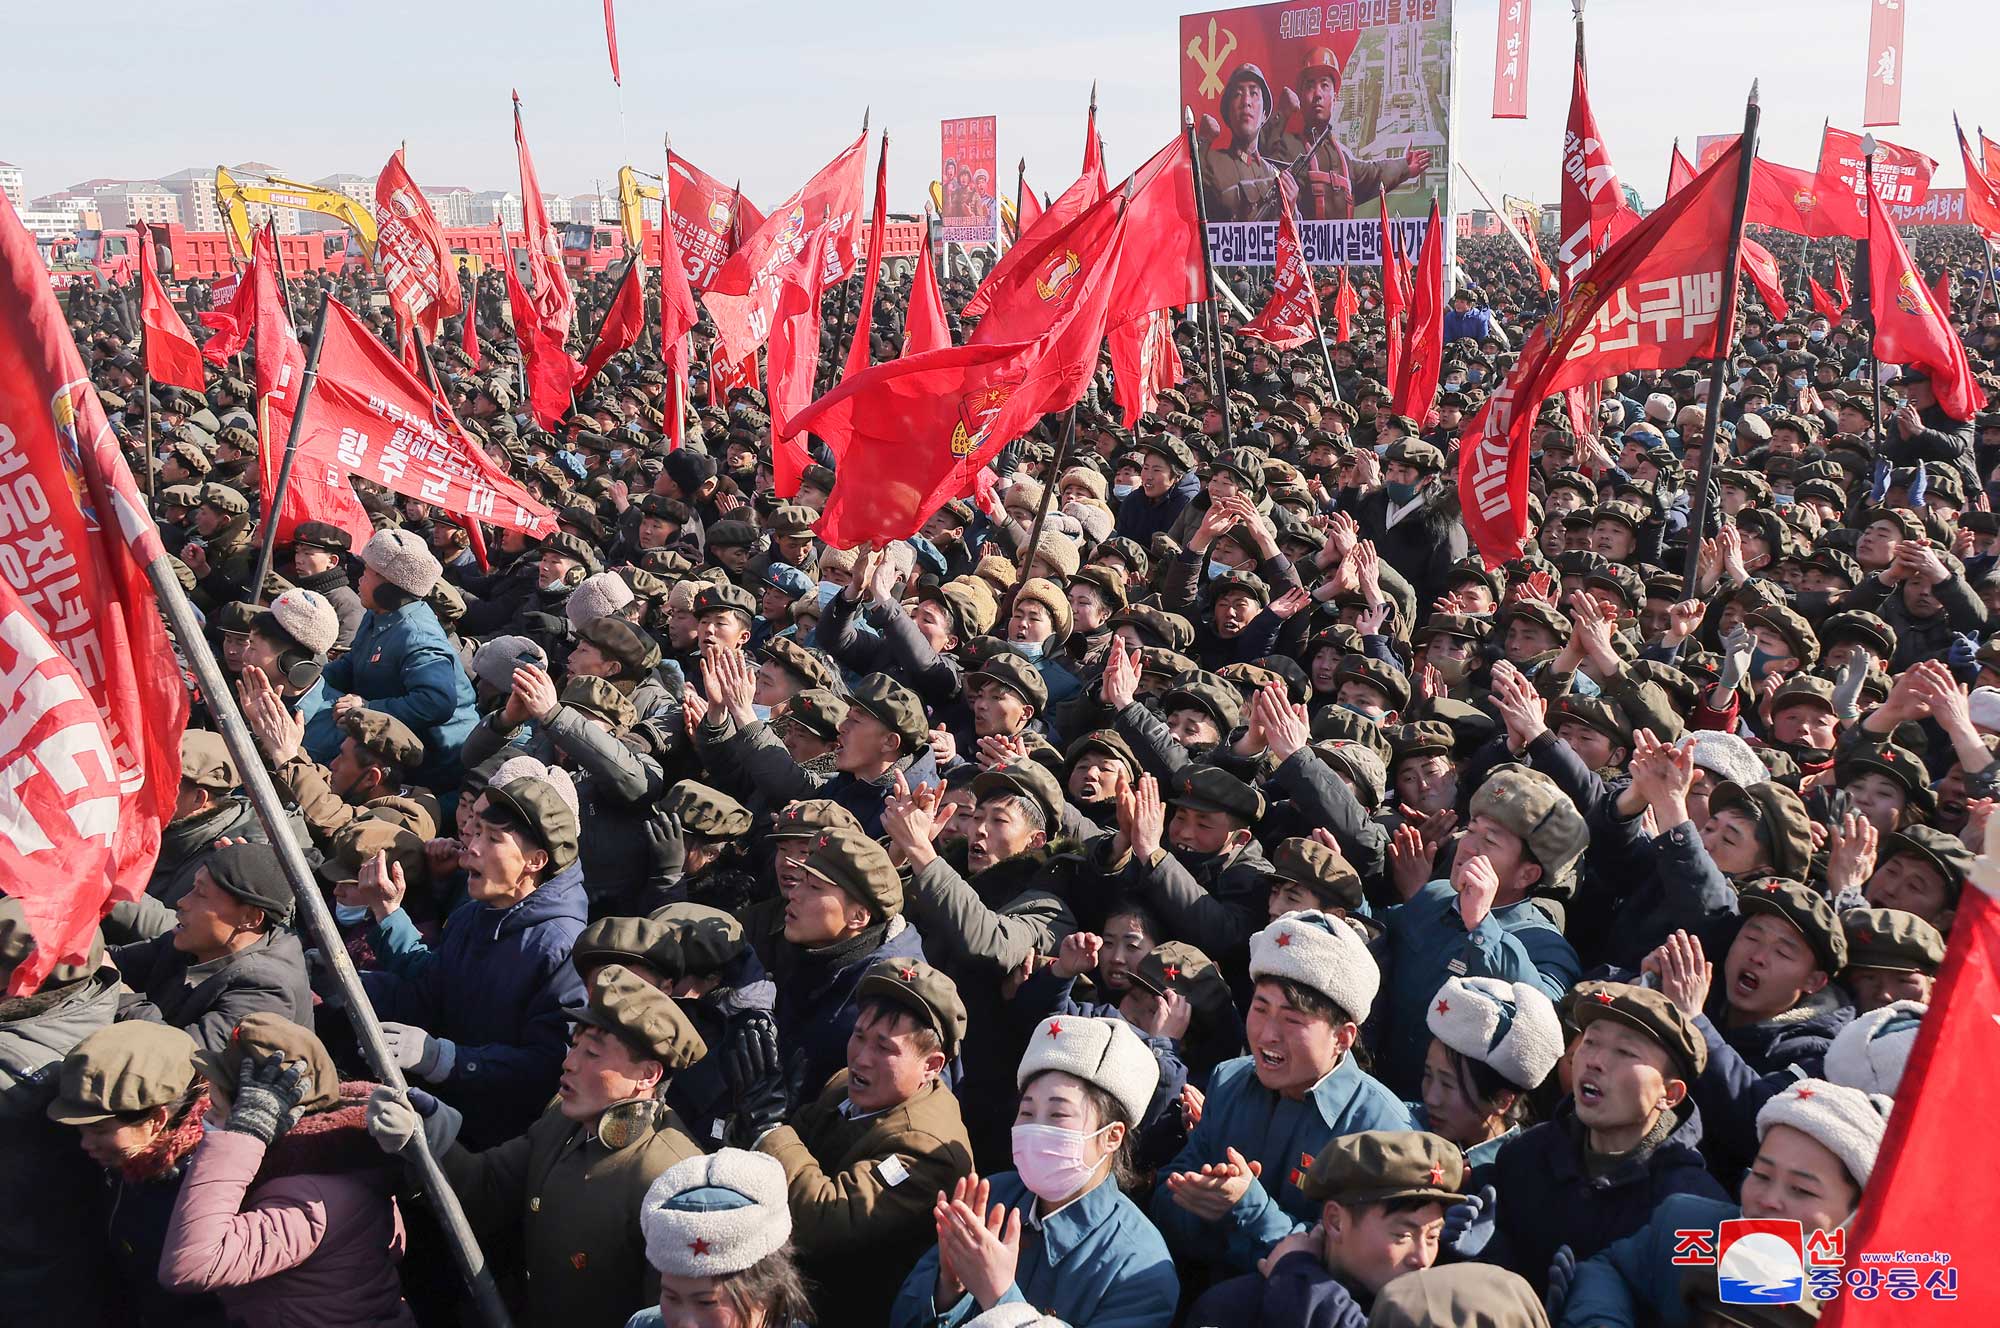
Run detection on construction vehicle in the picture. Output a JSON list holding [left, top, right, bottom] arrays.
[[216, 165, 378, 268]]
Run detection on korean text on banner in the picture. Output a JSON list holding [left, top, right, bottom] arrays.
[[663, 156, 766, 293], [940, 117, 999, 246], [1179, 0, 1451, 267], [1862, 0, 1904, 127], [1491, 0, 1530, 119]]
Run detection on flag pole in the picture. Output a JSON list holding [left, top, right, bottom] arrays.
[[133, 549, 516, 1328], [140, 368, 156, 509], [1184, 106, 1236, 448], [1014, 404, 1079, 581], [1014, 156, 1027, 251], [248, 294, 331, 605], [1681, 83, 1763, 590], [266, 220, 302, 334], [1863, 133, 1887, 457]]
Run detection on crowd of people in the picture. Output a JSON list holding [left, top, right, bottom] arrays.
[[7, 203, 1998, 1328]]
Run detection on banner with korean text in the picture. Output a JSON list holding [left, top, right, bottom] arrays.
[[1179, 0, 1454, 267], [940, 117, 999, 246]]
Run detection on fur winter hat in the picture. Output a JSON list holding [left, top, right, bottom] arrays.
[[361, 528, 443, 597], [268, 588, 339, 656], [1824, 999, 1925, 1097], [640, 1148, 791, 1277], [489, 757, 579, 816], [1249, 909, 1381, 1023], [1426, 976, 1564, 1091], [1756, 1079, 1890, 1190], [565, 570, 635, 628], [1017, 1015, 1160, 1129], [1679, 729, 1766, 789], [470, 635, 548, 691]]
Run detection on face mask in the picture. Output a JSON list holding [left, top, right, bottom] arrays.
[[1113, 483, 1136, 499], [730, 402, 750, 417], [1205, 559, 1234, 580], [1788, 375, 1808, 391], [1012, 638, 1045, 660], [1778, 740, 1833, 768], [1773, 492, 1795, 510], [1432, 655, 1472, 685], [1467, 368, 1485, 383], [1385, 480, 1421, 505], [1749, 646, 1785, 682], [817, 580, 842, 608], [609, 448, 625, 465], [1339, 701, 1381, 723], [1012, 1123, 1113, 1202], [751, 703, 772, 722], [334, 903, 372, 927], [1808, 328, 1827, 343]]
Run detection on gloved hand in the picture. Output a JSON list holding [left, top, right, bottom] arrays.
[[1830, 657, 1869, 722], [1441, 1183, 1498, 1261], [380, 1022, 456, 1082], [303, 948, 346, 1009], [366, 1084, 464, 1157], [1545, 1243, 1577, 1321], [224, 1052, 312, 1146], [724, 1012, 791, 1147], [1948, 631, 1981, 684], [1714, 625, 1754, 694]]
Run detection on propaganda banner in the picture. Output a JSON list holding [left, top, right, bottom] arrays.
[[1694, 133, 1738, 173], [1890, 189, 1968, 228], [662, 155, 766, 293], [1490, 0, 1529, 119], [1815, 127, 1937, 233], [1178, 0, 1453, 267], [1862, 0, 1904, 128], [940, 116, 999, 245]]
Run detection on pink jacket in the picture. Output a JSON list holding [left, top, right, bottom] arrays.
[[159, 1106, 418, 1327]]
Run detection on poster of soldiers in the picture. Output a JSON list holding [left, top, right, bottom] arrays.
[[939, 116, 999, 245], [1179, 0, 1453, 266]]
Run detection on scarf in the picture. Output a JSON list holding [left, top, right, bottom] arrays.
[[293, 566, 351, 600], [774, 920, 891, 996], [252, 1084, 395, 1184], [160, 800, 241, 864], [118, 1090, 211, 1184], [1582, 1106, 1678, 1181]]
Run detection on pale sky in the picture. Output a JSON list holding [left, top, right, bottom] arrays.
[[3, 0, 1990, 214]]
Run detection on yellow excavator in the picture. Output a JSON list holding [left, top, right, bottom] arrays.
[[215, 165, 378, 262], [615, 165, 663, 250]]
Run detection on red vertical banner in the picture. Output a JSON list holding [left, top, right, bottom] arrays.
[[1492, 0, 1532, 119], [602, 0, 621, 85], [1862, 0, 1905, 127]]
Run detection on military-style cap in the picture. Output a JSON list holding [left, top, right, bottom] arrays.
[[193, 1014, 343, 1115], [1298, 1129, 1465, 1206], [1466, 765, 1588, 887], [1126, 940, 1234, 1024], [802, 824, 904, 919], [1208, 568, 1271, 606], [48, 1022, 200, 1125], [1135, 434, 1197, 471], [562, 675, 638, 730], [651, 902, 747, 975], [1162, 671, 1245, 732], [768, 798, 863, 843], [1836, 744, 1937, 818], [482, 776, 580, 870], [914, 579, 998, 641], [971, 759, 1066, 826], [693, 582, 757, 624], [767, 504, 818, 537], [314, 817, 428, 894], [290, 520, 352, 554], [1169, 764, 1264, 823], [199, 482, 248, 517], [967, 651, 1050, 711], [1739, 877, 1847, 974], [1413, 613, 1491, 645], [1769, 674, 1837, 716], [579, 616, 662, 675], [666, 779, 751, 839], [1877, 825, 1973, 904], [180, 729, 238, 791], [776, 688, 848, 743], [856, 959, 968, 1057], [540, 529, 602, 573], [1269, 836, 1363, 911], [337, 708, 423, 770], [573, 916, 683, 983], [1384, 438, 1446, 474], [1387, 720, 1454, 766], [1571, 982, 1708, 1082], [164, 441, 211, 474], [846, 672, 930, 755], [1817, 610, 1896, 660], [1841, 907, 1945, 975], [160, 483, 205, 509], [1708, 780, 1816, 881], [763, 635, 836, 691], [564, 964, 707, 1070], [1334, 656, 1412, 713], [1549, 693, 1634, 747], [1745, 604, 1820, 670]]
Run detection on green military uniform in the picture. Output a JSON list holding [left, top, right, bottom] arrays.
[[1259, 120, 1421, 221], [1203, 142, 1286, 224]]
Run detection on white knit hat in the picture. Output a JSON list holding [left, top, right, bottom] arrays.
[[1680, 730, 1766, 788], [565, 570, 635, 628], [1824, 999, 1926, 1097], [1249, 909, 1381, 1023], [1969, 686, 2000, 734], [640, 1149, 791, 1277], [470, 635, 547, 691], [1644, 392, 1677, 423], [490, 757, 579, 816], [361, 528, 443, 597], [1755, 1079, 1891, 1190], [268, 588, 339, 657], [1016, 1015, 1159, 1129], [1426, 976, 1564, 1091]]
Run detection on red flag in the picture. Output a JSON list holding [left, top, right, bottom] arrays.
[[1393, 199, 1446, 421], [656, 176, 702, 452], [1237, 203, 1317, 350], [1861, 0, 1904, 128], [1379, 194, 1406, 397], [1809, 276, 1844, 321], [1956, 115, 2000, 242], [602, 0, 621, 85], [199, 256, 258, 364], [300, 299, 556, 539], [249, 229, 371, 550], [1460, 137, 1750, 567], [461, 301, 480, 369], [1932, 267, 1954, 314], [1741, 157, 1845, 238], [374, 148, 462, 339], [1109, 310, 1184, 429], [1984, 129, 2000, 187], [792, 200, 1128, 546], [704, 133, 866, 364], [662, 336, 688, 452], [576, 255, 647, 390], [1492, 0, 1532, 119], [513, 93, 575, 341], [504, 252, 581, 429], [1558, 30, 1641, 291], [1666, 143, 1696, 199], [1819, 887, 2000, 1327], [660, 157, 765, 293], [1835, 261, 1853, 309], [708, 346, 759, 407], [963, 102, 1108, 320], [845, 135, 889, 377], [767, 226, 836, 497], [1017, 178, 1044, 237], [1868, 183, 1982, 420], [1333, 267, 1357, 342], [1739, 235, 1790, 322], [1816, 128, 1937, 236], [0, 194, 187, 994], [136, 223, 205, 391], [904, 224, 952, 358]]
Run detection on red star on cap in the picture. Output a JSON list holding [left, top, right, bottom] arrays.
[[1436, 999, 1451, 1015], [689, 1238, 710, 1256], [900, 967, 918, 981], [571, 1252, 589, 1270], [1429, 1164, 1445, 1185], [1161, 965, 1181, 981], [1795, 1087, 1816, 1100], [1593, 991, 1615, 1005], [1275, 932, 1292, 947], [1046, 1020, 1063, 1038]]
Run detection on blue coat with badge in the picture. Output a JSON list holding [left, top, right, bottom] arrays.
[[306, 599, 476, 794]]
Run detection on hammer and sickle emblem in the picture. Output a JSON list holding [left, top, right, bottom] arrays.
[[1035, 250, 1081, 302], [1186, 19, 1237, 100]]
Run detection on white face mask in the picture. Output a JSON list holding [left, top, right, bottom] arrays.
[[334, 903, 372, 927], [1011, 1122, 1114, 1202], [1113, 483, 1136, 499], [1011, 638, 1045, 660], [817, 580, 842, 607], [751, 702, 772, 721]]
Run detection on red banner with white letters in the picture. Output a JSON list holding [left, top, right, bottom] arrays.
[[1492, 0, 1531, 119], [1862, 0, 1905, 128]]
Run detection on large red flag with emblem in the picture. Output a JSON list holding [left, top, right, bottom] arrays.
[[1460, 137, 1749, 567], [1237, 202, 1316, 350], [136, 223, 205, 392], [1393, 198, 1446, 421], [1558, 31, 1642, 291], [1739, 235, 1790, 322], [792, 200, 1128, 547], [963, 102, 1106, 320], [1816, 128, 1937, 237], [904, 224, 952, 358], [1821, 886, 2000, 1326], [1741, 158, 1843, 237], [1868, 183, 1982, 421], [1956, 116, 2000, 242], [703, 133, 866, 365], [512, 94, 574, 342], [1109, 309, 1184, 429], [374, 147, 462, 339], [845, 136, 889, 377], [0, 195, 187, 993], [504, 252, 581, 429], [576, 255, 647, 391]]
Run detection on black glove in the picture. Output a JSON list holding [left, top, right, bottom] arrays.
[[724, 1013, 790, 1146], [224, 1052, 312, 1146], [724, 1011, 782, 1096], [1545, 1243, 1576, 1321]]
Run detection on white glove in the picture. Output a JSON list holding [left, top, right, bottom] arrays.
[[365, 1084, 463, 1156], [379, 1022, 455, 1082]]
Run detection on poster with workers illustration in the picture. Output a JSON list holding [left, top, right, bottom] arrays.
[[939, 116, 999, 246], [1180, 0, 1454, 266]]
